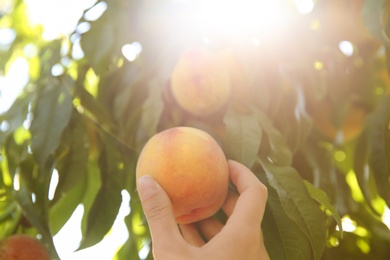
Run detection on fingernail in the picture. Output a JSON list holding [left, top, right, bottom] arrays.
[[138, 175, 158, 200]]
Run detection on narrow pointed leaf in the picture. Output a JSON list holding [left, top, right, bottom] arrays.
[[78, 134, 126, 249], [30, 78, 73, 167], [135, 79, 165, 151], [353, 129, 381, 213], [263, 184, 312, 260], [304, 180, 343, 238], [14, 156, 59, 259], [258, 111, 293, 166], [50, 113, 89, 234], [224, 108, 262, 168], [260, 159, 326, 259], [0, 91, 33, 146], [365, 95, 390, 206]]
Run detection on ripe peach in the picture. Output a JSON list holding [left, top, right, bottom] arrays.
[[136, 127, 229, 224], [0, 234, 51, 260], [170, 49, 231, 116], [308, 99, 368, 143], [217, 48, 251, 103], [317, 0, 380, 46]]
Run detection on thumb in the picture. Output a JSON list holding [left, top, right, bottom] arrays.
[[137, 175, 181, 242]]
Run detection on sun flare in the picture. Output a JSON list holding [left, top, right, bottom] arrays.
[[184, 0, 289, 42]]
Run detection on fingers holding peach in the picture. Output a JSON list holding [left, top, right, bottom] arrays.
[[136, 127, 229, 224]]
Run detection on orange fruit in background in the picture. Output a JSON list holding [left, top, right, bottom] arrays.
[[0, 234, 51, 260], [171, 48, 231, 116], [316, 0, 380, 46], [308, 99, 368, 143], [136, 127, 229, 224], [217, 48, 251, 103]]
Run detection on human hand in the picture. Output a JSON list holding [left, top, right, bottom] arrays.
[[137, 160, 269, 260]]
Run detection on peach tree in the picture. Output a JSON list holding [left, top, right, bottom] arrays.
[[1, 0, 390, 259]]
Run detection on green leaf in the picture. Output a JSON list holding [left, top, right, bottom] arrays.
[[0, 201, 18, 223], [116, 223, 141, 260], [303, 180, 343, 238], [258, 111, 293, 166], [78, 134, 125, 249], [277, 87, 313, 153], [14, 156, 60, 259], [300, 141, 350, 215], [80, 18, 114, 74], [354, 96, 390, 211], [0, 201, 22, 237], [116, 147, 145, 259], [53, 112, 89, 200], [49, 176, 86, 235], [78, 182, 122, 249], [135, 79, 165, 151], [30, 77, 73, 167], [0, 91, 33, 146], [223, 108, 262, 168], [366, 95, 390, 206], [75, 74, 117, 132], [353, 129, 380, 213], [3, 134, 29, 181], [362, 0, 386, 43], [79, 159, 102, 239], [49, 113, 89, 235], [263, 182, 312, 260], [259, 159, 327, 260], [384, 1, 390, 42], [38, 40, 62, 75], [116, 206, 147, 260]]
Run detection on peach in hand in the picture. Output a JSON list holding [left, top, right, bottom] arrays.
[[136, 127, 229, 224]]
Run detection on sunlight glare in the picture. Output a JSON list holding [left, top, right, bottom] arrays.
[[13, 172, 20, 191], [0, 1, 12, 13], [339, 41, 354, 57], [54, 205, 84, 258], [76, 22, 91, 35], [0, 57, 29, 114], [202, 37, 211, 44], [51, 64, 65, 76], [54, 190, 130, 260], [25, 0, 97, 40], [49, 169, 59, 200], [294, 0, 314, 14], [294, 87, 306, 121], [251, 38, 261, 46], [382, 206, 390, 230], [336, 215, 357, 233], [0, 121, 10, 132], [23, 44, 39, 58], [139, 243, 151, 259], [122, 42, 142, 62], [84, 1, 107, 21], [0, 28, 16, 51], [71, 37, 85, 60], [334, 150, 346, 162], [195, 0, 287, 38]]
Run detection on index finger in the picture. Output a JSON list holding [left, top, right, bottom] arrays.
[[226, 160, 268, 225]]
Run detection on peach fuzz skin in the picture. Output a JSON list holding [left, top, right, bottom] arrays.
[[136, 127, 229, 224]]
